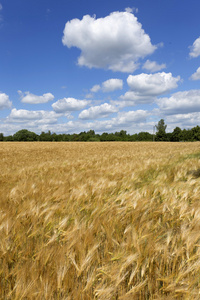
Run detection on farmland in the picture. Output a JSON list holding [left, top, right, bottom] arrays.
[[0, 142, 200, 299]]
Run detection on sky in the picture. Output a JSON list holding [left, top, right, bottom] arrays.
[[0, 0, 200, 135]]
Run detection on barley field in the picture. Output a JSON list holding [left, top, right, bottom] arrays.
[[0, 142, 200, 299]]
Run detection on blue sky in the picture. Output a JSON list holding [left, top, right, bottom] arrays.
[[1, 0, 200, 135]]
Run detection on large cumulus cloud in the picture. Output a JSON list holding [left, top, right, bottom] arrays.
[[62, 10, 157, 72]]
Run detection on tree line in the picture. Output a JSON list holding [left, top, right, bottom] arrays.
[[0, 120, 200, 142]]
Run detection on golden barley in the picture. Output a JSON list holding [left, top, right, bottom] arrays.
[[0, 141, 200, 299]]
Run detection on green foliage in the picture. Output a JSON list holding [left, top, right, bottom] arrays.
[[155, 119, 167, 141], [13, 129, 38, 141], [171, 127, 183, 142], [191, 125, 200, 141], [39, 131, 53, 141], [0, 133, 4, 141], [137, 131, 153, 141], [4, 135, 14, 141]]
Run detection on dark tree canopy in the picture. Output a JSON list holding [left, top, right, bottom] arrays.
[[155, 119, 167, 141], [13, 129, 38, 141], [171, 127, 183, 142]]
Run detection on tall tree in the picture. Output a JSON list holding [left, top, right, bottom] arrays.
[[155, 119, 167, 141]]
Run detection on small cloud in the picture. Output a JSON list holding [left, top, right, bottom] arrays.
[[17, 90, 23, 96], [90, 84, 101, 93], [8, 109, 59, 124], [102, 78, 123, 93], [190, 67, 200, 80], [79, 103, 118, 120], [90, 79, 123, 94], [120, 91, 155, 105], [0, 93, 12, 110], [20, 91, 54, 104], [52, 97, 89, 113], [0, 3, 3, 23], [142, 60, 166, 72], [189, 37, 200, 58], [125, 7, 138, 13], [157, 42, 164, 48], [85, 93, 93, 99], [9, 108, 43, 121]]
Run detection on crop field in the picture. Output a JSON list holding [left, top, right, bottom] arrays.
[[0, 142, 200, 299]]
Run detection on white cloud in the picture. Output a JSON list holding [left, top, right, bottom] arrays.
[[52, 97, 89, 113], [62, 10, 157, 72], [110, 99, 139, 108], [2, 110, 73, 135], [0, 93, 12, 110], [127, 72, 180, 96], [85, 93, 93, 99], [165, 112, 200, 131], [120, 72, 180, 105], [102, 79, 123, 92], [10, 108, 42, 120], [0, 3, 3, 23], [190, 67, 200, 80], [142, 60, 166, 72], [85, 109, 150, 132], [189, 37, 200, 58], [114, 110, 149, 125], [90, 79, 123, 94], [90, 84, 101, 93], [79, 103, 118, 119], [120, 91, 155, 105], [19, 91, 54, 104], [9, 109, 56, 121], [157, 89, 200, 115], [125, 7, 139, 14]]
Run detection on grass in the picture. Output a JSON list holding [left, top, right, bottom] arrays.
[[0, 142, 200, 299]]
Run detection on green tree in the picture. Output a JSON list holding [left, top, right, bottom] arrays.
[[191, 126, 200, 141], [39, 131, 53, 141], [13, 129, 38, 141], [137, 132, 153, 141], [171, 127, 183, 142], [0, 133, 4, 141], [100, 132, 109, 141], [155, 119, 167, 141], [182, 129, 193, 141], [5, 135, 13, 141]]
